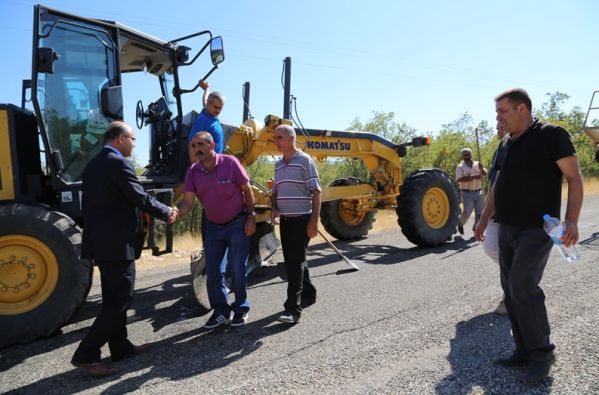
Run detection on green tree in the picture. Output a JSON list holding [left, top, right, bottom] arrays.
[[339, 111, 419, 183], [535, 92, 599, 177], [402, 113, 496, 184], [129, 153, 145, 176], [246, 156, 276, 187]]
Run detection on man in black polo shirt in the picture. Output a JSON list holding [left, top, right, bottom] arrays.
[[475, 88, 583, 383]]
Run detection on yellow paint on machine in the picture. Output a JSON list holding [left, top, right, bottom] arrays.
[[0, 110, 16, 201]]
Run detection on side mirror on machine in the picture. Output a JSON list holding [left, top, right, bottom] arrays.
[[210, 36, 224, 65], [100, 83, 124, 120], [36, 47, 59, 74]]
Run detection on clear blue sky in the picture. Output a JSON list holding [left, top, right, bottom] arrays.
[[2, 0, 599, 164]]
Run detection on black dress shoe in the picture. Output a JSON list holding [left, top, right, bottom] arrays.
[[111, 343, 150, 362], [71, 361, 118, 377], [495, 352, 529, 367], [524, 356, 555, 383], [300, 297, 316, 308]]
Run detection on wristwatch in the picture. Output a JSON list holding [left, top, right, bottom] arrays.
[[249, 210, 256, 216]]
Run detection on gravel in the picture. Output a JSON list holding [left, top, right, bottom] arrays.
[[1, 196, 598, 394]]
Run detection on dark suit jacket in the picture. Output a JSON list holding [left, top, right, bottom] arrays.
[[81, 147, 171, 261]]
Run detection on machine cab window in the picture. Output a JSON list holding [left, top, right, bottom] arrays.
[[35, 13, 115, 182]]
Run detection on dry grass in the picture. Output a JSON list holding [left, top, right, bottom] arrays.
[[171, 232, 202, 251], [562, 176, 599, 196], [580, 176, 599, 195], [165, 177, 598, 249]]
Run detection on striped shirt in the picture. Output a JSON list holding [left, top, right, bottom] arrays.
[[273, 150, 321, 216]]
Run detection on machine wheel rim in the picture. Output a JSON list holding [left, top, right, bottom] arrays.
[[421, 187, 450, 229], [338, 200, 366, 226], [0, 235, 59, 315]]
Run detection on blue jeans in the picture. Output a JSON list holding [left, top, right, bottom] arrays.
[[204, 214, 250, 317]]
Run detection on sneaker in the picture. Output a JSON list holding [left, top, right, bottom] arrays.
[[203, 313, 231, 329], [457, 224, 464, 235], [230, 312, 249, 327], [494, 300, 508, 315], [277, 311, 299, 324]]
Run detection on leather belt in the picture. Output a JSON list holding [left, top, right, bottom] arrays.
[[207, 210, 245, 226], [280, 214, 311, 221], [460, 189, 481, 192]]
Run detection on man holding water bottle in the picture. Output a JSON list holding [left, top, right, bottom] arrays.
[[475, 88, 583, 383]]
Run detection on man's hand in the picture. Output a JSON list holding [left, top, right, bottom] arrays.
[[307, 217, 318, 238], [474, 218, 488, 242], [561, 220, 579, 247], [270, 208, 280, 226], [168, 207, 178, 224], [199, 79, 209, 90], [245, 215, 256, 237]]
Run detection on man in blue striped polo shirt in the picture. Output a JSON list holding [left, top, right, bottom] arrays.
[[271, 125, 321, 324]]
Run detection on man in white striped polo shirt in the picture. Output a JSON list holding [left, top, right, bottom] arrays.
[[271, 125, 321, 324]]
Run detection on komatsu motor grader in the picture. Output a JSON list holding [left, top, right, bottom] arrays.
[[0, 5, 459, 348]]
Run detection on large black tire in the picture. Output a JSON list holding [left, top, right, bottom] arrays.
[[396, 169, 459, 247], [320, 177, 377, 240], [190, 221, 279, 312], [190, 251, 210, 312], [0, 204, 92, 348]]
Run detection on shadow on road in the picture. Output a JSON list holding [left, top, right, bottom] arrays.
[[435, 313, 553, 394], [5, 312, 292, 394], [579, 231, 599, 250], [0, 274, 203, 374], [307, 235, 479, 268]]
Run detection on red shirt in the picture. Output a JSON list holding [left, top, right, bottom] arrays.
[[183, 154, 249, 224]]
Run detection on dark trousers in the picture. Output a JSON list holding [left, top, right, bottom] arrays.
[[72, 260, 135, 363], [280, 215, 317, 318], [498, 224, 555, 361]]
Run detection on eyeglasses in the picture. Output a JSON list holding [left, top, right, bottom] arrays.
[[123, 135, 136, 141]]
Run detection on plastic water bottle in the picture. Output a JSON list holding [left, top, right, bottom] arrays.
[[542, 214, 581, 263]]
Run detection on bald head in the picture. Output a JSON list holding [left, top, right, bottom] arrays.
[[103, 121, 133, 144], [274, 124, 298, 157], [103, 121, 136, 157], [275, 124, 296, 138]]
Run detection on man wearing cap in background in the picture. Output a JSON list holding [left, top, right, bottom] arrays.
[[455, 148, 487, 236]]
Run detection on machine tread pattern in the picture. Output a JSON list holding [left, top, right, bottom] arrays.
[[0, 203, 92, 348], [396, 169, 459, 246], [320, 177, 377, 240]]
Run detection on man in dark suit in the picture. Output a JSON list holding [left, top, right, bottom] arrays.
[[71, 121, 177, 376]]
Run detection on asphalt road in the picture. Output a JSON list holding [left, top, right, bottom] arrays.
[[2, 196, 598, 394]]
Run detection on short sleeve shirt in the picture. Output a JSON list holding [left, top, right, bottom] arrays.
[[188, 108, 224, 153], [488, 136, 510, 186], [183, 154, 249, 223], [273, 150, 321, 216], [456, 160, 484, 190], [494, 119, 576, 228]]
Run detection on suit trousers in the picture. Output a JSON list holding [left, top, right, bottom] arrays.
[[72, 260, 135, 363], [280, 214, 317, 318], [498, 224, 555, 361]]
